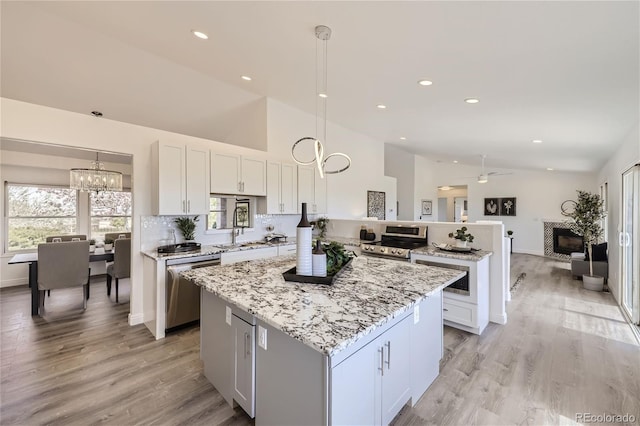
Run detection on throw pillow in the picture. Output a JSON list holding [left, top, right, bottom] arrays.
[[585, 242, 608, 262]]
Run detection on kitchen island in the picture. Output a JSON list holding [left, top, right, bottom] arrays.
[[183, 255, 464, 426]]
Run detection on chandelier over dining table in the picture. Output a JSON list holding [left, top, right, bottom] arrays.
[[291, 25, 351, 178], [70, 152, 123, 192]]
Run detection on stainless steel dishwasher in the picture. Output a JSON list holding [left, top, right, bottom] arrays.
[[166, 253, 220, 332]]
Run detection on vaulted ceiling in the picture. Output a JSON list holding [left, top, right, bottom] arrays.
[[1, 1, 638, 172]]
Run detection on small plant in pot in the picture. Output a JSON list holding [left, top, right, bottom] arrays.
[[507, 230, 514, 237], [104, 238, 114, 251], [174, 216, 199, 241], [89, 239, 96, 252], [313, 217, 330, 239], [449, 226, 474, 248], [567, 190, 606, 291]]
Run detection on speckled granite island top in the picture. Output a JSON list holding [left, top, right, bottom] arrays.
[[411, 245, 493, 261], [181, 255, 464, 356]]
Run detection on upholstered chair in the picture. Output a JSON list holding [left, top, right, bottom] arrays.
[[106, 238, 131, 303], [37, 240, 90, 314]]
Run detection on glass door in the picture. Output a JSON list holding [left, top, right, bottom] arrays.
[[621, 164, 639, 325]]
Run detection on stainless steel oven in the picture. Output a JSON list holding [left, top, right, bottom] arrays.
[[360, 225, 428, 259]]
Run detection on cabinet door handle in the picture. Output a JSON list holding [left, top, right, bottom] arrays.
[[242, 182, 245, 192], [443, 308, 449, 311], [187, 200, 190, 213], [379, 347, 384, 376], [244, 332, 249, 358], [385, 341, 391, 369], [182, 200, 186, 213]]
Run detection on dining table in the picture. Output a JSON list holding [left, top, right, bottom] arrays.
[[8, 248, 115, 316]]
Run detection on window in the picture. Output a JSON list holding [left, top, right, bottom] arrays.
[[6, 184, 77, 252], [90, 191, 132, 241], [207, 195, 253, 230]]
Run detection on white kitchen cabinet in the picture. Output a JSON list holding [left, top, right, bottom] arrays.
[[259, 161, 297, 214], [297, 165, 327, 214], [210, 152, 266, 196], [331, 315, 411, 425], [152, 140, 209, 215], [220, 247, 278, 265], [233, 313, 256, 418]]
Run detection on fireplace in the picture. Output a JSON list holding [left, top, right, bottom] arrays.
[[553, 228, 584, 255]]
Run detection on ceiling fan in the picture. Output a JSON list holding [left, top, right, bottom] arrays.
[[472, 155, 512, 183]]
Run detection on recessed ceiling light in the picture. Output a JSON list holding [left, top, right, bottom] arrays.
[[91, 111, 103, 117], [241, 75, 252, 81], [318, 93, 328, 98], [191, 30, 208, 40], [532, 139, 543, 144], [377, 104, 387, 109], [418, 80, 433, 86], [464, 98, 479, 104], [399, 137, 406, 140], [439, 186, 452, 191], [546, 167, 554, 171], [453, 160, 459, 163]]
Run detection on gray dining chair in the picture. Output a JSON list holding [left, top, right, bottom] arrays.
[[37, 240, 90, 314], [45, 234, 87, 242], [104, 232, 131, 242], [106, 238, 130, 303]]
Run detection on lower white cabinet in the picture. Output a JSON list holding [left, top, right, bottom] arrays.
[[233, 313, 256, 418], [331, 315, 412, 425]]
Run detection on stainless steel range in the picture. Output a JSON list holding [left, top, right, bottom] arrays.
[[360, 225, 428, 259]]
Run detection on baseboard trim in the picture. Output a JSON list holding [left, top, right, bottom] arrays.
[[0, 278, 28, 288], [128, 312, 144, 326], [490, 313, 507, 325]]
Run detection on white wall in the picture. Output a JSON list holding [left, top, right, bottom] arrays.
[[266, 98, 397, 220], [384, 144, 414, 220], [596, 122, 640, 302], [414, 155, 439, 221]]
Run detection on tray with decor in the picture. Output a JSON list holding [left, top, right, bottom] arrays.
[[432, 243, 478, 253], [283, 257, 354, 285]]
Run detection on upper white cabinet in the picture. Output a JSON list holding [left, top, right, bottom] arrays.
[[152, 141, 209, 215], [210, 152, 266, 196], [259, 161, 297, 214], [297, 166, 327, 214]]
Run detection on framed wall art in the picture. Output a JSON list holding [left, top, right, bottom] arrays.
[[367, 190, 386, 220], [501, 197, 516, 216], [484, 198, 500, 216], [421, 199, 433, 216]]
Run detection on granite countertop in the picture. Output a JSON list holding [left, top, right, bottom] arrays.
[[141, 239, 297, 261], [323, 236, 365, 247], [411, 245, 493, 261], [182, 255, 464, 356]]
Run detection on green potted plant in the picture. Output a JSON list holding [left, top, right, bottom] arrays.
[[175, 216, 199, 241], [104, 238, 114, 251], [448, 226, 474, 248], [89, 239, 96, 252], [313, 217, 330, 239], [567, 190, 606, 291]]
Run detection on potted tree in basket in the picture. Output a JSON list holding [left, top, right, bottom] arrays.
[[567, 190, 606, 291], [448, 226, 474, 248]]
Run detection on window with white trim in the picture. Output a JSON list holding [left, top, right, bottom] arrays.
[[6, 183, 77, 252], [90, 191, 132, 241]]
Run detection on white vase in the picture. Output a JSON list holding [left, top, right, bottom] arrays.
[[312, 240, 327, 277], [104, 244, 113, 251], [296, 203, 313, 276], [455, 240, 467, 248]]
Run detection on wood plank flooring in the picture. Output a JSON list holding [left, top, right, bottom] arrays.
[[1, 255, 638, 425]]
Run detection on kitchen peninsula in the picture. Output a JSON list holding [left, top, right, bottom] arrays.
[[183, 255, 464, 426]]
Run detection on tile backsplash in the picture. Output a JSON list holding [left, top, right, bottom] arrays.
[[140, 213, 305, 251]]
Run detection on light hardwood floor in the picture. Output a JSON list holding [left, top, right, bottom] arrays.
[[1, 254, 638, 425]]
